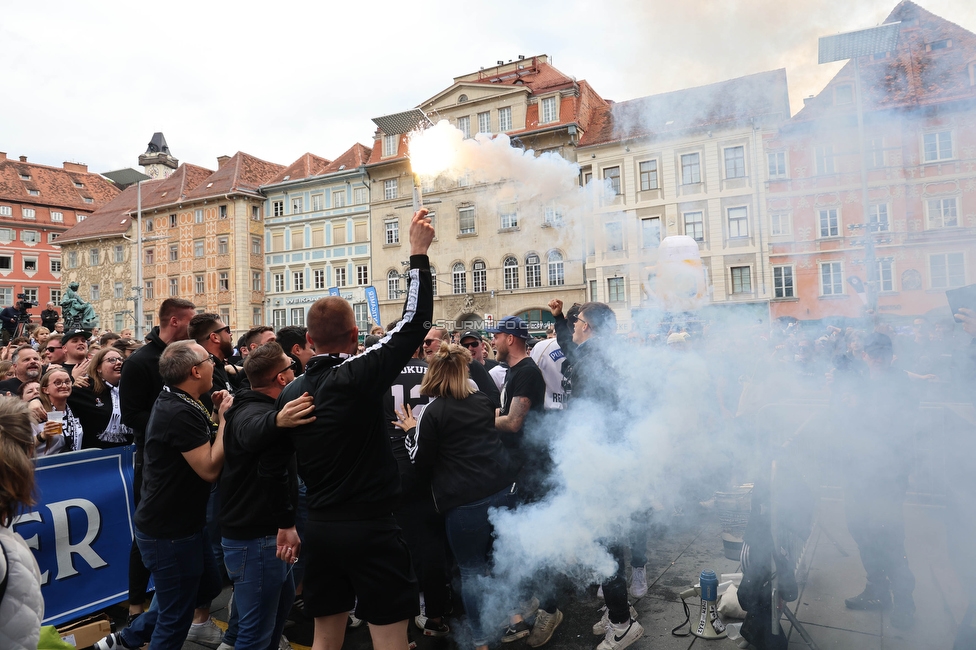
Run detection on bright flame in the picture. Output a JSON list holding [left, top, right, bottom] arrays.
[[408, 120, 462, 178]]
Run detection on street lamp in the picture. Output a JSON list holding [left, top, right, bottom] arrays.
[[818, 22, 900, 315], [102, 168, 152, 338]]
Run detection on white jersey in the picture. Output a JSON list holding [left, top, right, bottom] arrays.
[[488, 363, 507, 392], [529, 338, 566, 410]]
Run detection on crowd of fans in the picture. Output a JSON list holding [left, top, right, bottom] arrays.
[[1, 209, 975, 650]]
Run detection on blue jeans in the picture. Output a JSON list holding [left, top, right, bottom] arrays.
[[125, 528, 223, 650], [444, 485, 515, 647], [221, 535, 296, 650]]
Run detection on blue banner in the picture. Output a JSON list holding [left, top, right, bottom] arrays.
[[328, 287, 340, 297], [364, 286, 381, 327], [12, 446, 136, 626]]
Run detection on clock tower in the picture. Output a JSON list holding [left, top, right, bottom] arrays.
[[138, 132, 179, 180]]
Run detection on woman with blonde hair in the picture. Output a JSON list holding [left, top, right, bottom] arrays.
[[68, 346, 133, 449], [29, 368, 83, 455], [0, 396, 45, 648], [395, 343, 514, 650]]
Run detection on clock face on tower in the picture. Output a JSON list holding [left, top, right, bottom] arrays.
[[147, 166, 159, 179]]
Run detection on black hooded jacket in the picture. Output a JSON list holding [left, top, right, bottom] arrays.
[[119, 326, 167, 446]]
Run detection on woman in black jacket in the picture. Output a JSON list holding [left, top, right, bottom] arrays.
[[398, 342, 515, 650], [68, 346, 133, 449]]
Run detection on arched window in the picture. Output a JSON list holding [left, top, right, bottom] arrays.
[[457, 94, 468, 103], [430, 266, 437, 297], [472, 260, 487, 293], [504, 256, 519, 290], [547, 250, 565, 286], [525, 253, 541, 288], [452, 262, 467, 294], [387, 270, 400, 300]]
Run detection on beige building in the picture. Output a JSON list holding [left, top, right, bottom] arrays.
[[575, 70, 791, 330], [367, 55, 609, 332]]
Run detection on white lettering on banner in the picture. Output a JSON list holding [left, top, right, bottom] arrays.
[[14, 511, 48, 584], [13, 498, 108, 584]]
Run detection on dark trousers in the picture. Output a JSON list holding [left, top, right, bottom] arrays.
[[845, 479, 915, 602], [601, 542, 630, 624], [396, 491, 451, 618]]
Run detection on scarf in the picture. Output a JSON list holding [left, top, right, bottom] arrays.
[[98, 383, 133, 444]]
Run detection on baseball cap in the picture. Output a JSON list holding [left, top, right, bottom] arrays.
[[863, 332, 893, 355], [487, 316, 530, 339], [459, 330, 483, 342], [62, 328, 90, 344]]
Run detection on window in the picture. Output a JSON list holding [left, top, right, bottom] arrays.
[[290, 308, 305, 327], [641, 217, 661, 248], [114, 245, 124, 263], [21, 207, 35, 220], [292, 197, 303, 214], [820, 261, 844, 295], [834, 84, 853, 105], [90, 248, 100, 266], [21, 230, 39, 244], [458, 174, 470, 187], [274, 273, 285, 293], [145, 218, 154, 232], [253, 308, 262, 326], [457, 116, 471, 138], [526, 254, 541, 288], [818, 208, 839, 238], [357, 264, 368, 285], [727, 207, 749, 238], [639, 160, 659, 191], [681, 153, 701, 185], [541, 96, 558, 124], [867, 138, 884, 168], [145, 281, 154, 300], [169, 244, 179, 261], [333, 191, 346, 208], [252, 237, 262, 255], [544, 204, 563, 226], [51, 211, 63, 222], [169, 213, 177, 227], [219, 205, 227, 219], [0, 288, 9, 308], [383, 134, 398, 157], [314, 268, 325, 290], [547, 251, 564, 286], [144, 312, 155, 329], [815, 145, 835, 174], [0, 206, 11, 218], [192, 208, 202, 224], [0, 228, 11, 241], [387, 270, 400, 300], [50, 258, 61, 273], [503, 257, 518, 290], [608, 277, 625, 303], [730, 266, 752, 294], [923, 131, 953, 162], [868, 204, 890, 232], [67, 251, 77, 268], [930, 253, 965, 289], [499, 106, 512, 131], [273, 200, 284, 217], [272, 232, 284, 251], [384, 179, 398, 200], [193, 275, 203, 294], [145, 248, 154, 265], [218, 237, 228, 255], [773, 265, 794, 298], [473, 260, 487, 293], [500, 204, 518, 230], [877, 259, 894, 292], [353, 187, 368, 205], [604, 166, 621, 195], [23, 257, 37, 272], [293, 228, 306, 249], [768, 151, 787, 178], [252, 206, 261, 221], [194, 240, 205, 258], [83, 198, 93, 204], [459, 206, 476, 234], [51, 289, 61, 304], [22, 288, 37, 303], [385, 220, 399, 244], [169, 279, 178, 296], [928, 38, 951, 51], [770, 213, 791, 236], [273, 309, 287, 330], [77, 214, 87, 221], [927, 198, 958, 228], [453, 262, 467, 294], [684, 212, 704, 241], [27, 190, 39, 197], [354, 303, 368, 327], [724, 146, 746, 178], [248, 271, 259, 292], [0, 255, 11, 270], [293, 271, 305, 291], [606, 222, 623, 251], [48, 232, 59, 243], [478, 111, 491, 135], [219, 272, 229, 291], [334, 266, 346, 287], [91, 284, 100, 300]]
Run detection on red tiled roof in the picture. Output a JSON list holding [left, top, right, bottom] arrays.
[[578, 69, 790, 147], [457, 56, 576, 95], [183, 152, 284, 201], [0, 155, 119, 210], [266, 153, 332, 186], [792, 1, 976, 123], [57, 163, 213, 243], [323, 143, 372, 173]]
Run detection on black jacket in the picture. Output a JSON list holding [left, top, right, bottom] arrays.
[[276, 254, 433, 520], [554, 315, 620, 409], [119, 326, 167, 445], [41, 309, 59, 330], [220, 389, 297, 539], [408, 392, 514, 513]]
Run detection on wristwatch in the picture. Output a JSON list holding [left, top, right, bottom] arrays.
[[36, 431, 46, 443]]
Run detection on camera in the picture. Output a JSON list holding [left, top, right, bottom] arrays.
[[16, 293, 38, 309]]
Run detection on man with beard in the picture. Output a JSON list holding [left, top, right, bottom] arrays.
[[424, 326, 499, 407], [188, 314, 237, 412], [0, 345, 42, 393]]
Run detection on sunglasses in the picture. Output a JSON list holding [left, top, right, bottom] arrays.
[[210, 326, 231, 337], [277, 358, 300, 376], [461, 341, 481, 349], [423, 339, 443, 347], [46, 345, 62, 352]]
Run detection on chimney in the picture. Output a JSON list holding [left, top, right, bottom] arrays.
[[0, 152, 6, 161], [19, 155, 27, 162], [216, 155, 231, 169], [63, 161, 88, 173]]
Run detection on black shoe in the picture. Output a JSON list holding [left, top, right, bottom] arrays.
[[501, 620, 531, 643], [890, 597, 916, 629], [845, 586, 892, 611]]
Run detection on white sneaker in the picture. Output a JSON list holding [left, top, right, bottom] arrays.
[[591, 604, 639, 635], [216, 643, 235, 650], [597, 584, 604, 599], [348, 611, 365, 628], [630, 566, 648, 598], [278, 635, 293, 650], [185, 618, 224, 648], [596, 619, 644, 650]]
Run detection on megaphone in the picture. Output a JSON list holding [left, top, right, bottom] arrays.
[[674, 570, 727, 640]]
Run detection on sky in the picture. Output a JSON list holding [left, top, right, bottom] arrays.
[[3, 0, 975, 175]]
